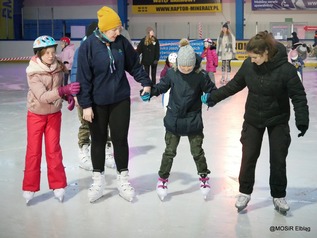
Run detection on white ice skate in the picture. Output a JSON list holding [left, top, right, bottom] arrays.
[[23, 191, 35, 205], [235, 193, 251, 212], [79, 144, 93, 171], [220, 76, 226, 85], [88, 172, 106, 203], [105, 142, 116, 169], [199, 176, 211, 200], [54, 188, 65, 202], [156, 178, 168, 201], [117, 171, 135, 202], [273, 197, 290, 215]]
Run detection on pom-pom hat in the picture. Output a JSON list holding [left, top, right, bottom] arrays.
[[177, 45, 196, 67], [97, 6, 122, 32]]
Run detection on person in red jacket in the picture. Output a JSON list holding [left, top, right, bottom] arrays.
[[201, 38, 218, 83], [22, 35, 80, 205]]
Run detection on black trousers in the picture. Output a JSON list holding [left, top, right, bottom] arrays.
[[89, 98, 130, 173], [143, 64, 158, 85], [239, 121, 291, 198]]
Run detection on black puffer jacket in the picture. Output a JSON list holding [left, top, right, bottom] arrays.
[[152, 56, 217, 136], [208, 42, 309, 129]]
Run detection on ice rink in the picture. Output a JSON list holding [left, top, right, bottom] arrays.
[[0, 62, 316, 238]]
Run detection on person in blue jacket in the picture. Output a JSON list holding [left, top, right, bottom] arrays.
[[76, 6, 152, 203], [71, 22, 116, 171]]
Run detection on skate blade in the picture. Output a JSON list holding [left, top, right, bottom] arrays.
[[56, 196, 64, 203], [119, 192, 134, 202], [274, 206, 288, 215], [236, 205, 247, 213], [89, 190, 107, 203], [79, 165, 93, 171], [158, 195, 166, 201]]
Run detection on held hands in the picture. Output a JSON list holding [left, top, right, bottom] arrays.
[[140, 86, 151, 102], [201, 93, 210, 105], [297, 125, 308, 137], [58, 82, 80, 97], [83, 107, 94, 123], [66, 95, 75, 111]]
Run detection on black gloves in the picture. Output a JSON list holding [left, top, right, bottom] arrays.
[[297, 125, 308, 137]]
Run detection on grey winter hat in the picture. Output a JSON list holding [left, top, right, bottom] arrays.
[[177, 45, 196, 67]]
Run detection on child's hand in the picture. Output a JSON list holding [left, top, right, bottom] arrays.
[[201, 93, 209, 105]]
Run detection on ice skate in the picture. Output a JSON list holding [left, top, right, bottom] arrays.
[[117, 171, 135, 202], [23, 191, 35, 205], [220, 76, 226, 85], [156, 178, 168, 201], [226, 74, 231, 83], [79, 144, 93, 171], [199, 175, 210, 200], [235, 193, 251, 212], [273, 197, 290, 215], [54, 188, 65, 202], [88, 172, 106, 203], [105, 142, 116, 169]]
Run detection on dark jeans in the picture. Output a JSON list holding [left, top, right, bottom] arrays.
[[158, 131, 210, 179], [89, 98, 130, 173], [239, 121, 291, 198], [143, 64, 158, 84], [63, 72, 70, 86]]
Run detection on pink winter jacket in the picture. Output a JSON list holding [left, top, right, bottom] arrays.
[[26, 56, 65, 115], [201, 48, 218, 73], [59, 44, 75, 70]]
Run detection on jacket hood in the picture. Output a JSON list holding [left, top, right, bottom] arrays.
[[253, 42, 288, 74], [26, 56, 63, 76]]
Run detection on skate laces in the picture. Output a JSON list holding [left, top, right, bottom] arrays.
[[119, 174, 134, 191], [199, 177, 210, 188], [237, 194, 250, 203], [157, 178, 168, 189], [274, 197, 288, 206]]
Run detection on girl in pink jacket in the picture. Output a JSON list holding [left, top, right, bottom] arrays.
[[201, 38, 218, 83], [22, 35, 80, 205]]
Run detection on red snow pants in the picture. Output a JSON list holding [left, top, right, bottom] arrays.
[[22, 111, 67, 191]]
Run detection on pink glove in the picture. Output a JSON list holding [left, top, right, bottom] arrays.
[[66, 95, 75, 111], [58, 82, 80, 97]]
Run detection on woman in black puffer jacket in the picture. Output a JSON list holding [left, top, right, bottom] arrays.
[[203, 31, 309, 214]]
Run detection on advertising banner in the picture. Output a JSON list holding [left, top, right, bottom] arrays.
[[132, 39, 249, 61], [252, 0, 317, 10], [0, 0, 14, 39], [132, 0, 222, 14]]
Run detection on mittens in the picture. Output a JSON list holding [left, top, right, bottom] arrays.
[[58, 82, 80, 97], [201, 93, 210, 105], [141, 92, 150, 102], [297, 125, 308, 137], [66, 95, 75, 111]]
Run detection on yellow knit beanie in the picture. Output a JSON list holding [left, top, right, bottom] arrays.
[[97, 6, 122, 32]]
